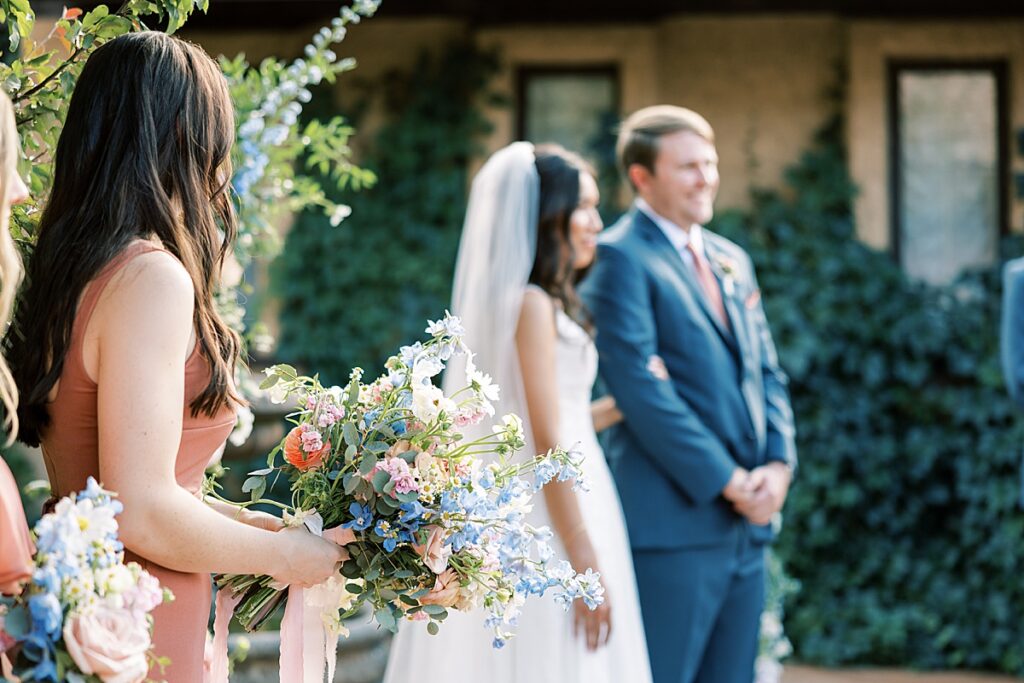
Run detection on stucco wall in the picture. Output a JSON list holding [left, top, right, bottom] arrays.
[[654, 16, 843, 210]]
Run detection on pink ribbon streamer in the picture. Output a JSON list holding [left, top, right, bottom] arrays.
[[205, 588, 242, 683], [206, 523, 355, 683]]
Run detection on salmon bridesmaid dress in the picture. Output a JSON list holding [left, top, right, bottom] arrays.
[[40, 241, 236, 682], [0, 457, 34, 595]]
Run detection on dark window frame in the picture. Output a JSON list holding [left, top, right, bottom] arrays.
[[886, 59, 1009, 269], [515, 64, 621, 143]]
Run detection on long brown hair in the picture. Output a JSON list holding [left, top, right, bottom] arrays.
[[0, 92, 24, 441], [7, 31, 243, 447], [529, 143, 594, 331]]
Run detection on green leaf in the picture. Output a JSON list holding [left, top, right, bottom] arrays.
[[359, 453, 377, 477], [374, 607, 397, 632], [345, 444, 357, 462], [343, 473, 360, 495], [364, 440, 388, 453], [343, 422, 359, 447], [427, 621, 439, 635], [370, 469, 389, 493], [398, 593, 418, 606], [81, 5, 109, 30], [241, 476, 263, 493], [395, 490, 419, 504], [344, 583, 363, 594], [259, 374, 280, 390], [421, 604, 447, 618]]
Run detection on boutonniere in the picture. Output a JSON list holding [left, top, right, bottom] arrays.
[[712, 254, 738, 297]]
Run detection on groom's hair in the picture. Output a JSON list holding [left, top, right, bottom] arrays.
[[617, 106, 715, 189]]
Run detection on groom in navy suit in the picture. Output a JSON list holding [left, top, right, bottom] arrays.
[[582, 106, 797, 683]]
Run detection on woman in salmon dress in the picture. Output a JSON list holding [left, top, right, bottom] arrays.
[[5, 33, 346, 681], [0, 89, 33, 602]]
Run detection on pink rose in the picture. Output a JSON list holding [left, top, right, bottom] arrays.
[[420, 569, 460, 609], [412, 526, 451, 575], [413, 452, 434, 472], [63, 607, 151, 683], [122, 571, 163, 616], [386, 440, 413, 459]]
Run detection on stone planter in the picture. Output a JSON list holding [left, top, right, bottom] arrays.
[[229, 617, 392, 683]]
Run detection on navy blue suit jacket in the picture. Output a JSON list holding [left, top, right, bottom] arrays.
[[1000, 257, 1024, 503], [582, 209, 796, 550]]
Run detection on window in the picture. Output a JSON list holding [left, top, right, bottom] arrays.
[[889, 62, 1007, 285], [517, 67, 619, 215]]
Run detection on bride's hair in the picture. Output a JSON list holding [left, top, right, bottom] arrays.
[[529, 143, 595, 332]]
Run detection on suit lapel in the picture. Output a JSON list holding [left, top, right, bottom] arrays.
[[634, 211, 738, 354], [705, 240, 751, 359]]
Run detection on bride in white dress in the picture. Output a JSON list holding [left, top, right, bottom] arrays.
[[383, 142, 654, 683]]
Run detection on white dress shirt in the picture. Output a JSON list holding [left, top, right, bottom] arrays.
[[635, 197, 707, 267]]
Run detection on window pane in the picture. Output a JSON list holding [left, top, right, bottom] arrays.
[[521, 71, 618, 216], [523, 72, 615, 154], [898, 70, 999, 285]]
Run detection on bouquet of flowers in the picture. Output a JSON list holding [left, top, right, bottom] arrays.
[[0, 478, 171, 683], [216, 313, 603, 648]]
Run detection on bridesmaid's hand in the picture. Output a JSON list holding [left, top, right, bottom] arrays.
[[270, 527, 349, 588], [573, 583, 612, 651], [239, 509, 285, 532]]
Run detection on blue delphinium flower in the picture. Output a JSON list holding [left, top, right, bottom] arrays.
[[398, 501, 427, 529], [374, 519, 401, 552], [532, 458, 558, 491], [28, 593, 62, 639], [341, 502, 374, 531], [439, 490, 460, 514]]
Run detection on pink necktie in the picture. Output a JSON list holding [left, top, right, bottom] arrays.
[[686, 242, 730, 330]]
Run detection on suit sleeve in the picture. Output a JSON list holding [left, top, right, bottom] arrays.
[[585, 242, 737, 504], [1001, 259, 1024, 408], [744, 256, 797, 470]]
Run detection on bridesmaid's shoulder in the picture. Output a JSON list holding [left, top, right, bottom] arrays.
[[101, 248, 195, 327], [113, 248, 194, 300]]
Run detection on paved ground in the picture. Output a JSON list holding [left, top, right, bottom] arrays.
[[784, 665, 1021, 682]]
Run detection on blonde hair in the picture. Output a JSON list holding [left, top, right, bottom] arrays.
[[0, 92, 24, 441], [616, 105, 715, 188]]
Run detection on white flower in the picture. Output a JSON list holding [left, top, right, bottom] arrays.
[[229, 405, 255, 447], [469, 370, 500, 402], [267, 381, 290, 405], [328, 204, 352, 227], [283, 508, 323, 535], [494, 414, 524, 442], [412, 355, 444, 383], [413, 382, 446, 423]]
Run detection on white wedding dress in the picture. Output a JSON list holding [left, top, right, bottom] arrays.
[[383, 302, 653, 683]]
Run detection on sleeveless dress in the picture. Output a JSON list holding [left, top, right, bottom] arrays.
[[40, 240, 236, 682], [383, 298, 654, 683], [0, 457, 34, 595]]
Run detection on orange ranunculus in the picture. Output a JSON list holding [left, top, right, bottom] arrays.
[[283, 426, 330, 471]]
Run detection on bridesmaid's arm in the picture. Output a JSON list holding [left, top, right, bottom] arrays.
[[590, 396, 622, 434], [94, 251, 341, 586], [204, 496, 284, 532]]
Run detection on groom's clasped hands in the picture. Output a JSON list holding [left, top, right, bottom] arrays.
[[722, 463, 792, 527]]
